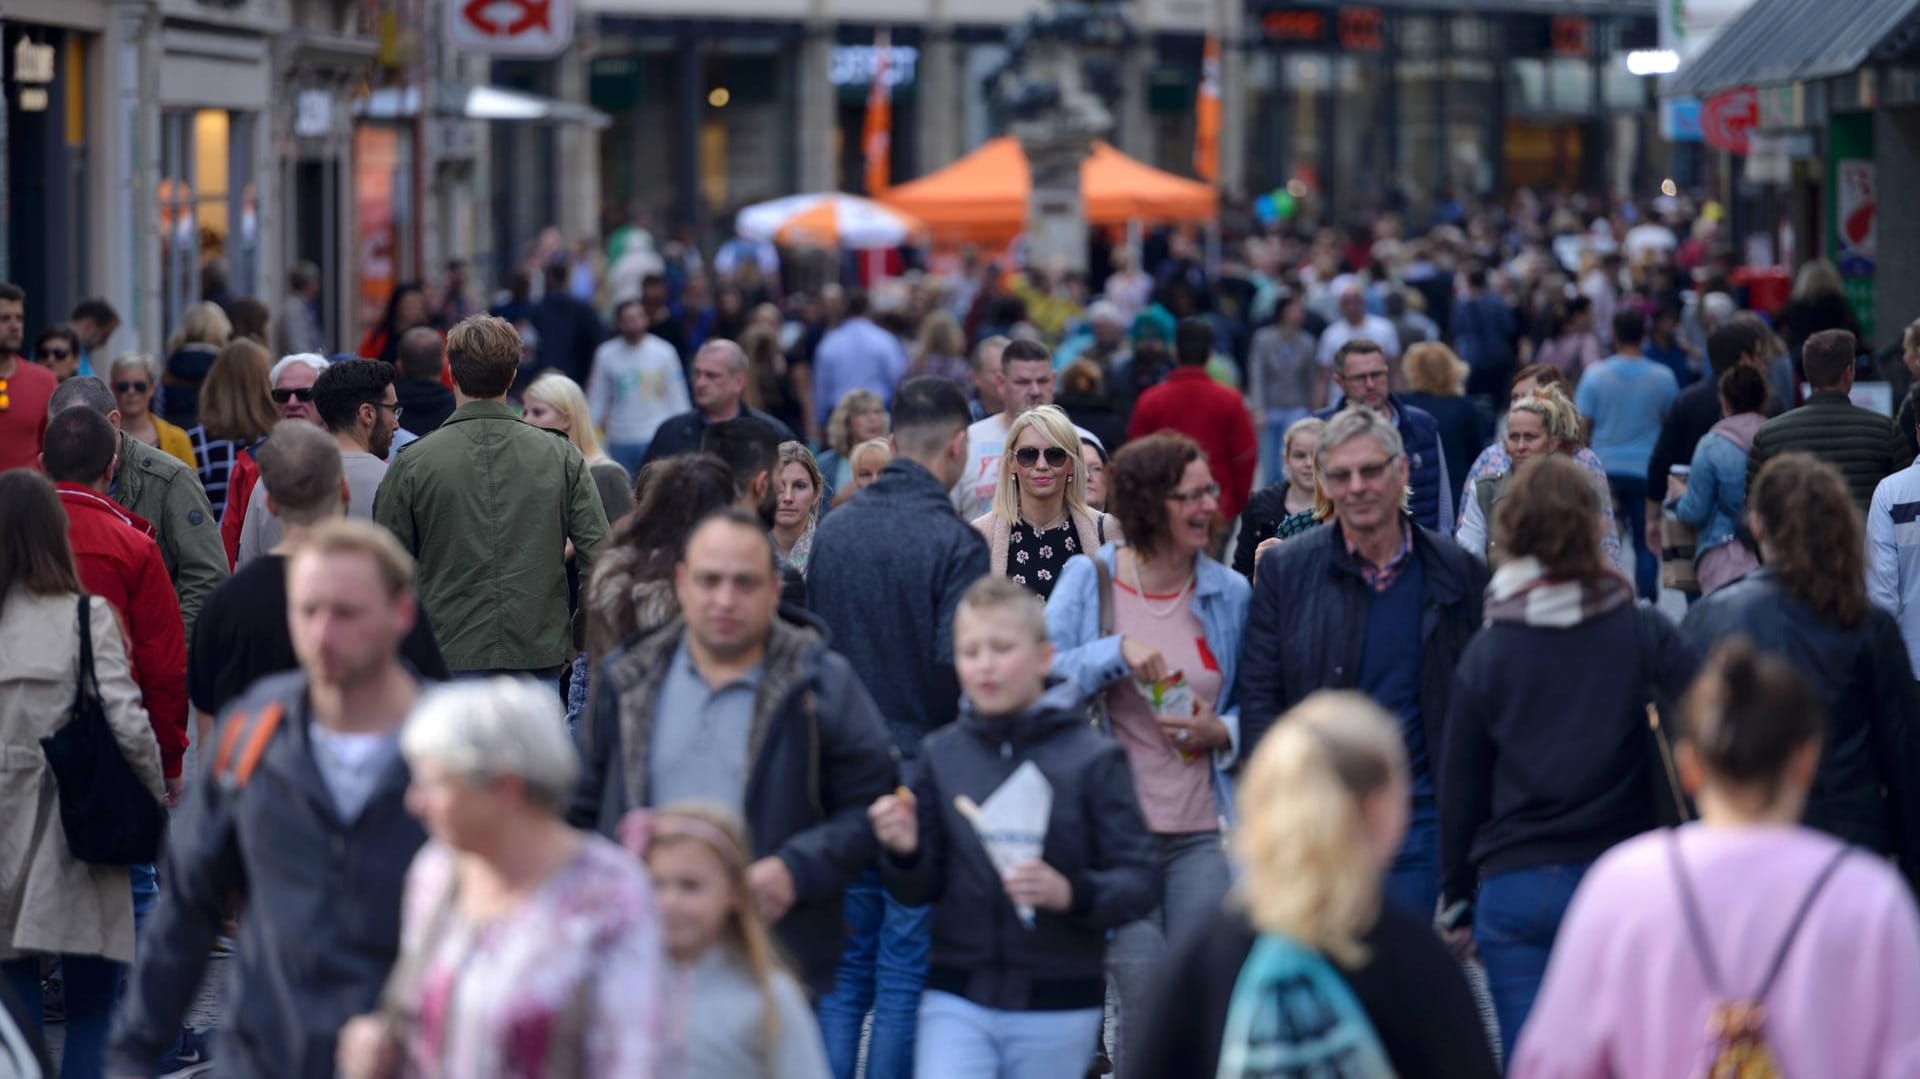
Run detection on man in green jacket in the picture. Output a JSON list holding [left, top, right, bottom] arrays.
[[373, 314, 609, 676], [48, 376, 229, 639]]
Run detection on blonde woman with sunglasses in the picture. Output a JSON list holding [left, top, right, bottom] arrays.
[[969, 405, 1115, 600]]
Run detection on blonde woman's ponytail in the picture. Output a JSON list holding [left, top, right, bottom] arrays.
[[1230, 692, 1407, 967]]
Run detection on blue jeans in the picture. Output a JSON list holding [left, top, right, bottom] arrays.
[[606, 440, 650, 479], [1475, 860, 1592, 1060], [915, 990, 1103, 1079], [1107, 831, 1232, 1076], [4, 954, 120, 1079], [818, 869, 930, 1079], [1609, 475, 1658, 599], [1382, 797, 1439, 919]]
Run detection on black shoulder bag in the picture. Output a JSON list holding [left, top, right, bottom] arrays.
[[40, 596, 168, 865]]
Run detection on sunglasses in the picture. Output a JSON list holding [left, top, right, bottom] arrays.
[[114, 380, 150, 394], [1013, 446, 1072, 469], [42, 349, 73, 360], [271, 387, 316, 404]]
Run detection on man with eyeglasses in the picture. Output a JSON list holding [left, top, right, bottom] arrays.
[[236, 359, 402, 567], [1240, 406, 1486, 919], [1314, 338, 1454, 535], [1127, 318, 1258, 550]]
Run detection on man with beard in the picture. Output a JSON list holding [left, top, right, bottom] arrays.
[[235, 359, 401, 565]]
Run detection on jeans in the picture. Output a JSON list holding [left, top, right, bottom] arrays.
[[1609, 475, 1658, 599], [562, 652, 590, 734], [1260, 409, 1309, 488], [1382, 797, 1439, 919], [4, 954, 120, 1079], [915, 990, 1104, 1079], [1107, 831, 1232, 1077], [1475, 860, 1592, 1061], [606, 440, 650, 480], [818, 869, 931, 1079]]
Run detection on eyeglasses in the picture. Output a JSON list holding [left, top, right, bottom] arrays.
[[1339, 369, 1391, 385], [1168, 483, 1221, 505], [41, 349, 73, 361], [1013, 446, 1072, 469], [374, 401, 404, 419], [113, 380, 149, 394], [1321, 454, 1401, 487], [271, 387, 316, 404]]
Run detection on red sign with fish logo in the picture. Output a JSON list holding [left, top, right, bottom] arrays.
[[448, 0, 571, 56]]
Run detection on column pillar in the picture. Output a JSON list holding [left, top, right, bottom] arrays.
[[554, 42, 600, 243], [797, 17, 836, 193], [917, 27, 962, 174], [1218, 0, 1246, 197]]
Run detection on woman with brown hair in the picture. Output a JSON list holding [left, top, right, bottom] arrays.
[[0, 471, 164, 1079], [1683, 453, 1920, 878], [1045, 431, 1250, 1073], [771, 442, 825, 575], [907, 309, 969, 391], [186, 338, 276, 520], [584, 453, 740, 661], [1441, 453, 1698, 1060]]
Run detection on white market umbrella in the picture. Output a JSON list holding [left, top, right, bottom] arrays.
[[735, 193, 925, 250]]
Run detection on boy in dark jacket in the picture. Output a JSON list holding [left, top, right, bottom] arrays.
[[869, 577, 1156, 1074]]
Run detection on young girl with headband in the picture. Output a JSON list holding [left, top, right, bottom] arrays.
[[623, 802, 830, 1079]]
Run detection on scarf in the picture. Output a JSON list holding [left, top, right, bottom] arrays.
[[785, 518, 816, 574], [1484, 555, 1634, 628]]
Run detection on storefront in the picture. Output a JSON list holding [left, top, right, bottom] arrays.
[[1245, 3, 1657, 221], [3, 23, 92, 332]]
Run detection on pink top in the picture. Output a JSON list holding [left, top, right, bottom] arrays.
[[1513, 824, 1920, 1079], [1106, 577, 1221, 835]]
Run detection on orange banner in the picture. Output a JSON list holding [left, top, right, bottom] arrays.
[[863, 30, 893, 196], [1194, 33, 1221, 184]]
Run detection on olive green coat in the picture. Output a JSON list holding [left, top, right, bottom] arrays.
[[113, 429, 228, 639], [373, 400, 609, 673]]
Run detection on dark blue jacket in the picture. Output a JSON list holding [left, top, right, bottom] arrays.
[[1315, 396, 1454, 534], [1238, 518, 1486, 770], [109, 672, 427, 1079], [808, 458, 990, 757], [640, 404, 797, 467]]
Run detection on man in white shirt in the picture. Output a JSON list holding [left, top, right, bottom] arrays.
[[952, 338, 1096, 520], [587, 299, 690, 475], [236, 359, 397, 567], [1869, 387, 1920, 679], [1315, 282, 1401, 408]]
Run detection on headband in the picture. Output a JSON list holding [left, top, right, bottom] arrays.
[[618, 808, 749, 869]]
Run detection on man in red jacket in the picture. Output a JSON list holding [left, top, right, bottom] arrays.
[[41, 407, 189, 799], [1127, 317, 1258, 548]]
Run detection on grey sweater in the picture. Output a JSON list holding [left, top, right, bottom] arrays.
[[677, 948, 830, 1079]]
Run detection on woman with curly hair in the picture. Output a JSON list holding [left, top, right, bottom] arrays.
[[816, 389, 888, 500], [1683, 453, 1920, 878]]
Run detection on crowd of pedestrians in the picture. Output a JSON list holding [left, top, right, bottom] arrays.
[[6, 180, 1920, 1079]]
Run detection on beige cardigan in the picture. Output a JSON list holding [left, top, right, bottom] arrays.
[[0, 590, 164, 963], [971, 506, 1120, 578]]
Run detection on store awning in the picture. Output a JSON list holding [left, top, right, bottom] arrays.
[[355, 84, 609, 128], [1671, 0, 1920, 97]]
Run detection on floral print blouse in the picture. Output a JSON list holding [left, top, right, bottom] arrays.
[[1007, 517, 1079, 600], [394, 836, 666, 1079]]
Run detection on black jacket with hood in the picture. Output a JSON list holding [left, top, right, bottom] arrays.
[[570, 606, 899, 995], [882, 680, 1158, 1011]]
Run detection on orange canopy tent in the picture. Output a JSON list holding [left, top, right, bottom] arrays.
[[880, 137, 1217, 246]]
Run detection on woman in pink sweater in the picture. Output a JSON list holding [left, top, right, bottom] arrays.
[[1513, 640, 1920, 1077]]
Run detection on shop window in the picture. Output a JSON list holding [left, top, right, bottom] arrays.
[[1602, 61, 1647, 111], [159, 109, 258, 342]]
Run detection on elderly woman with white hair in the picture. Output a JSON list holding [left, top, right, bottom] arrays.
[[337, 678, 665, 1079]]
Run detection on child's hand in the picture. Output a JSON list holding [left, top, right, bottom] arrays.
[[869, 786, 919, 857], [1003, 859, 1074, 913]]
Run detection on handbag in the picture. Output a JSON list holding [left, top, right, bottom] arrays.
[[40, 596, 167, 865], [1633, 605, 1694, 826]]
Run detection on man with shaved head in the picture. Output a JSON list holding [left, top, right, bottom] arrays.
[[641, 338, 796, 464]]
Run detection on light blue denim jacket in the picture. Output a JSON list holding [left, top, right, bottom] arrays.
[[1046, 544, 1251, 825], [1667, 413, 1765, 558]]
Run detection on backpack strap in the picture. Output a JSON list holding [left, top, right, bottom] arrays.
[[214, 702, 286, 790], [1668, 831, 1851, 1000]]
